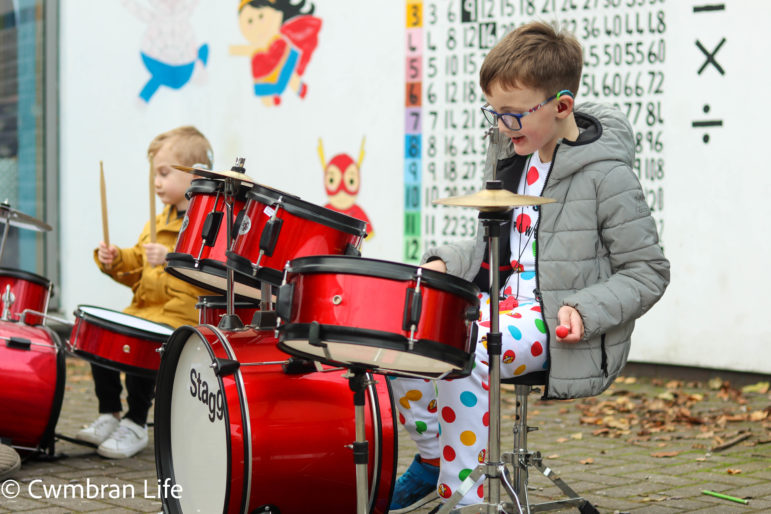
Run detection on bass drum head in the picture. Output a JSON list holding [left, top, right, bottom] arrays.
[[156, 328, 231, 513]]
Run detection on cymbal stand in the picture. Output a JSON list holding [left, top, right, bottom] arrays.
[[437, 196, 521, 514], [0, 203, 11, 263], [218, 158, 246, 331], [345, 366, 372, 514]]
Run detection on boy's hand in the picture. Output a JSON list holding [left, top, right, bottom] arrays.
[[421, 259, 447, 273], [97, 242, 119, 266], [143, 243, 168, 267], [556, 305, 584, 343]]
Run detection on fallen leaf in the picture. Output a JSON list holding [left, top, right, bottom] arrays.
[[556, 437, 569, 443], [651, 451, 680, 458], [708, 377, 725, 390], [742, 382, 770, 394], [726, 468, 742, 475], [547, 454, 559, 459], [580, 458, 594, 465], [570, 432, 583, 440], [750, 410, 768, 421]]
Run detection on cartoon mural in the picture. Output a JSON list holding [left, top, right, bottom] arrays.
[[122, 0, 209, 103], [230, 0, 321, 107], [318, 137, 374, 238]]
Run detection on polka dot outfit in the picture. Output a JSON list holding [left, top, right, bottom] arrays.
[[391, 153, 551, 505]]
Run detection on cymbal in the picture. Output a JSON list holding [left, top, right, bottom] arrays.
[[0, 202, 53, 232], [433, 188, 556, 212], [173, 165, 259, 184]]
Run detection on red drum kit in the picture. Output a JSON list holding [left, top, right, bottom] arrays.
[[0, 201, 64, 455]]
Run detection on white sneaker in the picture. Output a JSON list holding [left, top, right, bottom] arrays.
[[75, 414, 120, 445], [0, 443, 21, 480], [97, 418, 148, 459]]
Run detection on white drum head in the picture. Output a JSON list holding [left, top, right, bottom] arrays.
[[281, 339, 458, 375], [77, 305, 174, 336], [169, 332, 228, 512]]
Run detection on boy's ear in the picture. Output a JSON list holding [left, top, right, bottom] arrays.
[[556, 95, 574, 117]]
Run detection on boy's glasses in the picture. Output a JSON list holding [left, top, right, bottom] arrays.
[[481, 89, 574, 131]]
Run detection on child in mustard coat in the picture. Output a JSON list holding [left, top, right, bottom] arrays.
[[76, 126, 212, 459]]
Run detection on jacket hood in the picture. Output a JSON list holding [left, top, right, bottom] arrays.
[[490, 102, 635, 181]]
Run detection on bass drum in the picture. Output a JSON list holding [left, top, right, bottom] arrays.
[[154, 325, 396, 514], [0, 320, 65, 453]]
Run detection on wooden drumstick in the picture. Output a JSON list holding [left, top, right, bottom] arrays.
[[149, 156, 157, 243], [99, 161, 111, 270]]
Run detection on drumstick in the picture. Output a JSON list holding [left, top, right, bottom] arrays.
[[99, 161, 111, 270], [149, 156, 157, 243]]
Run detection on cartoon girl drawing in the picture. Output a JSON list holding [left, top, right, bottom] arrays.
[[122, 0, 209, 103], [230, 0, 322, 107]]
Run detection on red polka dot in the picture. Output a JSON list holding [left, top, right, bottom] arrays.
[[510, 259, 524, 273], [479, 320, 491, 328], [477, 484, 485, 498], [527, 166, 539, 185], [477, 448, 486, 463], [502, 350, 516, 364], [483, 411, 489, 427], [512, 312, 522, 318], [530, 305, 541, 312], [398, 412, 405, 425], [531, 341, 543, 356], [442, 406, 456, 423], [443, 445, 456, 461], [439, 483, 452, 499], [515, 213, 532, 233]]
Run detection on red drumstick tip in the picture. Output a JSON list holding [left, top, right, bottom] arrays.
[[555, 325, 569, 338]]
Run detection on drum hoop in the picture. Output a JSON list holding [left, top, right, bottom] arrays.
[[279, 323, 475, 379], [246, 187, 367, 236], [153, 325, 240, 513], [287, 256, 481, 304], [0, 267, 51, 287], [187, 178, 249, 201], [166, 255, 264, 300], [196, 296, 259, 310], [74, 305, 173, 342]]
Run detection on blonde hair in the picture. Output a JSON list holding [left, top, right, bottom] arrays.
[[147, 126, 213, 168], [479, 21, 582, 99]]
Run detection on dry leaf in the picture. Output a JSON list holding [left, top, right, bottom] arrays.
[[579, 458, 594, 465], [547, 454, 559, 459], [556, 437, 569, 443], [750, 410, 768, 421], [650, 451, 680, 458], [742, 382, 770, 394], [570, 432, 583, 440], [708, 377, 725, 390], [726, 468, 742, 475]]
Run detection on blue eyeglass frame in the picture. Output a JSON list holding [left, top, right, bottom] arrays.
[[481, 89, 574, 131]]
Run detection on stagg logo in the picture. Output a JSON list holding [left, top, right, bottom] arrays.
[[189, 368, 224, 422]]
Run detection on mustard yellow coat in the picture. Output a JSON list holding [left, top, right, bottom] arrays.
[[94, 205, 208, 328]]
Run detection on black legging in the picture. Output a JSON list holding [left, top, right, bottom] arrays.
[[90, 363, 155, 426]]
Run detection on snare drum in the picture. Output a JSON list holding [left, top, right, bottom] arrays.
[[196, 295, 260, 326], [277, 256, 480, 378], [154, 325, 395, 514], [165, 179, 260, 298], [0, 320, 65, 453], [70, 305, 174, 376], [226, 184, 367, 291], [0, 267, 52, 325]]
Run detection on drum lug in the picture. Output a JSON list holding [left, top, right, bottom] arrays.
[[275, 283, 294, 321], [259, 216, 283, 257], [5, 336, 31, 351], [201, 211, 224, 247], [211, 358, 240, 377], [344, 242, 361, 257]]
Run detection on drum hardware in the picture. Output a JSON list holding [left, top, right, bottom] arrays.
[[0, 201, 53, 262], [345, 367, 375, 514], [18, 309, 73, 329], [432, 182, 555, 514], [250, 282, 278, 329], [403, 268, 423, 350], [1, 285, 13, 320], [172, 158, 259, 185]]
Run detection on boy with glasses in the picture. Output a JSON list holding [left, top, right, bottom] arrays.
[[389, 21, 669, 511]]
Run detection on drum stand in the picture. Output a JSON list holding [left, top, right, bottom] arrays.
[[218, 163, 246, 331], [345, 366, 372, 514], [436, 205, 522, 514]]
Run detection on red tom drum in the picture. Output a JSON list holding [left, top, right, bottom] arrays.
[[277, 256, 480, 379], [196, 295, 260, 326], [225, 184, 367, 292], [0, 320, 65, 453], [0, 268, 52, 325], [154, 325, 396, 514], [165, 179, 259, 299], [69, 305, 174, 376]]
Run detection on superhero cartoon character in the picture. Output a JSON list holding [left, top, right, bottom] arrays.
[[318, 137, 374, 238], [230, 0, 321, 107], [122, 0, 209, 103]]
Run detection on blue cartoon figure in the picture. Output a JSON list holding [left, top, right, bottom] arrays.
[[122, 0, 209, 103], [230, 0, 322, 107]]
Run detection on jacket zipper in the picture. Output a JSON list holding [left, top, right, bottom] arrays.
[[533, 145, 559, 399]]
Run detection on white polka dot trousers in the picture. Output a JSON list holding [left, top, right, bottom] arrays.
[[391, 298, 547, 505]]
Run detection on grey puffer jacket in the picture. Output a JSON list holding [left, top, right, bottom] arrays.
[[424, 102, 670, 399]]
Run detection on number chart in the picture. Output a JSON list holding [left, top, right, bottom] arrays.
[[403, 0, 670, 263]]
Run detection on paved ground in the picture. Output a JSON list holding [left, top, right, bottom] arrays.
[[2, 353, 770, 513]]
